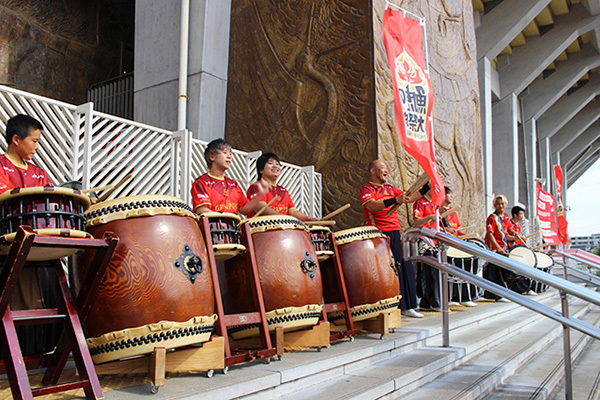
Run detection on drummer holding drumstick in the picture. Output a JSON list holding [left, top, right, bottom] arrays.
[[246, 153, 318, 221], [483, 195, 535, 300], [509, 205, 527, 247], [192, 139, 268, 215], [360, 159, 424, 318]]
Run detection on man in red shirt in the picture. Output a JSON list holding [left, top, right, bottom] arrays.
[[246, 153, 317, 221], [360, 160, 423, 318], [192, 139, 267, 215], [0, 114, 51, 188], [440, 187, 465, 237], [483, 194, 529, 301]]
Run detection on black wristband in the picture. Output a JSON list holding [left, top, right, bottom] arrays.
[[383, 197, 397, 207]]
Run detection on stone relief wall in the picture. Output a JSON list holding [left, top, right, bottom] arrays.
[[225, 0, 485, 232], [0, 0, 133, 105], [372, 0, 485, 232], [225, 0, 375, 229]]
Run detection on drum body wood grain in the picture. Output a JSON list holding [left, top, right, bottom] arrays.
[[327, 227, 401, 322], [74, 195, 216, 363], [225, 215, 323, 339]]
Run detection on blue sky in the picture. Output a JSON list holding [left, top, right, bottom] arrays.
[[566, 158, 600, 237]]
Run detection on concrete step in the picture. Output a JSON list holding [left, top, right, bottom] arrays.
[[550, 321, 600, 400], [397, 301, 595, 400], [101, 289, 585, 399], [484, 307, 600, 400]]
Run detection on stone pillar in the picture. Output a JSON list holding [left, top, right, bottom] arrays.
[[134, 0, 232, 141], [492, 93, 519, 205], [478, 58, 495, 215], [522, 118, 537, 218]]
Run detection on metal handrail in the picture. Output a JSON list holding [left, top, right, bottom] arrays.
[[402, 226, 600, 400], [551, 250, 600, 272], [552, 260, 600, 288]]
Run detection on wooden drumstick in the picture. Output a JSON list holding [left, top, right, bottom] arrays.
[[98, 173, 133, 202], [385, 173, 429, 217], [81, 184, 114, 194], [533, 242, 548, 251], [321, 203, 350, 220], [252, 197, 277, 219], [439, 205, 460, 220], [524, 231, 540, 240], [304, 220, 337, 226]]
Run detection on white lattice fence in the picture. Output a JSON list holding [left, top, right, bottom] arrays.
[[0, 84, 321, 217], [0, 86, 77, 185]]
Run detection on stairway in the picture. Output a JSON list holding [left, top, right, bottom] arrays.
[[104, 287, 600, 399]]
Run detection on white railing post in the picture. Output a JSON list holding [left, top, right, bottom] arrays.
[[170, 130, 182, 198], [301, 165, 316, 218], [245, 151, 262, 187], [78, 102, 94, 189]]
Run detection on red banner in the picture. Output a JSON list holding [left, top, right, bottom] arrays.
[[382, 7, 445, 206], [553, 165, 569, 244], [535, 182, 560, 246]]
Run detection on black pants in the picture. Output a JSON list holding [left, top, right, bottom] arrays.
[[416, 250, 441, 309], [383, 230, 418, 310]]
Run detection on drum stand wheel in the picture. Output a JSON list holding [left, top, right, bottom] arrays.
[[93, 336, 226, 395]]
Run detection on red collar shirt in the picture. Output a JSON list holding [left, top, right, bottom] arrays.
[[191, 173, 249, 213], [246, 183, 296, 217], [360, 182, 404, 232], [442, 205, 461, 236], [485, 212, 514, 251], [413, 197, 439, 230], [0, 155, 51, 189]]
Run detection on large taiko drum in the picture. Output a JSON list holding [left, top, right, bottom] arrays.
[[73, 195, 216, 364], [328, 227, 401, 323], [532, 251, 554, 293], [200, 212, 246, 261], [224, 215, 323, 339], [0, 186, 92, 261], [308, 226, 334, 261]]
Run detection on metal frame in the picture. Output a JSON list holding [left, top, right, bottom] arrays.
[[402, 226, 600, 400]]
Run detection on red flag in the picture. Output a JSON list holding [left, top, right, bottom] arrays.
[[553, 165, 568, 244], [382, 7, 445, 206], [535, 183, 560, 246]]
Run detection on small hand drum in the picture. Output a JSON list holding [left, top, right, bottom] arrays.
[[0, 186, 91, 261], [200, 212, 246, 261], [308, 226, 334, 261]]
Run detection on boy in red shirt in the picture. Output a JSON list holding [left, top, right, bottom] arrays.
[[246, 153, 317, 221], [0, 114, 51, 188], [192, 138, 267, 215]]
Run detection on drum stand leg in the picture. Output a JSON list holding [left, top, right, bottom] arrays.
[[199, 218, 276, 366], [0, 226, 118, 400], [323, 232, 356, 342]]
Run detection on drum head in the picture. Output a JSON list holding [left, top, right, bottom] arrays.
[[85, 194, 195, 227], [446, 247, 472, 259], [243, 215, 306, 234], [508, 246, 537, 268], [534, 252, 554, 269], [334, 227, 386, 246], [0, 228, 92, 261]]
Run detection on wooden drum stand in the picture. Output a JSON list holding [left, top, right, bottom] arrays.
[[0, 226, 118, 400]]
